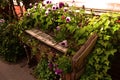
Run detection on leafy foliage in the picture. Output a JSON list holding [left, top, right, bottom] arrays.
[[34, 56, 55, 80], [1, 0, 120, 79], [80, 13, 120, 80], [56, 56, 72, 74], [0, 21, 25, 62], [34, 53, 72, 80], [16, 1, 120, 80], [18, 2, 94, 55]]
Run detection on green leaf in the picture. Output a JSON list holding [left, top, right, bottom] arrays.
[[77, 38, 86, 45], [103, 66, 110, 73], [93, 55, 100, 63], [94, 63, 100, 70], [104, 20, 110, 29], [103, 35, 111, 40], [96, 48, 104, 55]]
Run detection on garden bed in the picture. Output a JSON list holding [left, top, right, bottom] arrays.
[[14, 1, 120, 80], [1, 0, 120, 80], [24, 28, 98, 80]]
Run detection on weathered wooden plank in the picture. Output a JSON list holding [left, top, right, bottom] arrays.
[[25, 29, 68, 54], [71, 33, 98, 80]]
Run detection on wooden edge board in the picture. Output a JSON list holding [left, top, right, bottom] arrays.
[[72, 33, 97, 60], [75, 33, 98, 63], [25, 29, 68, 53], [72, 33, 98, 68]]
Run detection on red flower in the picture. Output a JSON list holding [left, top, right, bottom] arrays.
[[61, 15, 65, 20], [116, 20, 120, 23]]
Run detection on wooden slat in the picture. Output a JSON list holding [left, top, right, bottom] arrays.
[[25, 29, 68, 54], [72, 33, 98, 69], [71, 33, 98, 80]]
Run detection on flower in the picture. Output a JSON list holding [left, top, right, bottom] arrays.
[[55, 68, 63, 75], [56, 6, 59, 10], [61, 15, 65, 20], [56, 26, 61, 31], [47, 8, 51, 11], [64, 7, 68, 12], [66, 17, 71, 22], [58, 40, 68, 47], [43, 0, 52, 5], [59, 2, 64, 8], [0, 19, 5, 23], [116, 20, 120, 23], [35, 2, 38, 6], [72, 0, 75, 3], [48, 62, 53, 70], [45, 10, 49, 15], [27, 12, 30, 16], [52, 5, 57, 10], [34, 5, 37, 9], [29, 3, 32, 7]]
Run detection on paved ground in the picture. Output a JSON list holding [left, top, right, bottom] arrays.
[[0, 58, 36, 80]]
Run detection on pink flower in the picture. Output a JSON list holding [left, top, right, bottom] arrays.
[[66, 17, 71, 22], [29, 3, 32, 7], [72, 0, 75, 3], [59, 2, 64, 8], [56, 26, 61, 31], [48, 62, 53, 70], [35, 2, 38, 6], [43, 0, 52, 5], [58, 40, 68, 47], [56, 6, 59, 9], [0, 19, 5, 23], [52, 5, 57, 10], [55, 68, 63, 75]]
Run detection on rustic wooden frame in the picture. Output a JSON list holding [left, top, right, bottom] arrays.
[[25, 29, 98, 80]]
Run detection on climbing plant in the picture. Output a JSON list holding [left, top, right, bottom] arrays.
[[80, 13, 120, 80]]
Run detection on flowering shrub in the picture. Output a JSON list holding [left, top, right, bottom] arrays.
[[16, 0, 120, 80], [0, 19, 25, 62], [34, 53, 71, 80], [20, 0, 93, 54]]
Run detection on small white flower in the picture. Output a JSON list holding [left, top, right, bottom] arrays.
[[20, 1, 23, 7], [45, 10, 49, 15], [52, 5, 57, 10], [66, 17, 71, 22], [43, 0, 52, 5], [64, 7, 68, 12], [47, 8, 51, 11], [34, 5, 37, 9], [29, 3, 32, 7]]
